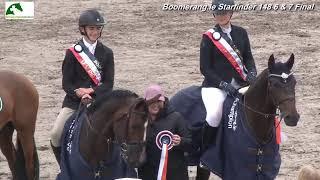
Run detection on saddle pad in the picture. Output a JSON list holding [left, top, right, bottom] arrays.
[[200, 97, 281, 180], [57, 108, 137, 180]]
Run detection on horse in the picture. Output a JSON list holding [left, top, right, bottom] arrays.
[[0, 70, 39, 180], [57, 89, 148, 180], [170, 54, 300, 180], [298, 165, 320, 180]]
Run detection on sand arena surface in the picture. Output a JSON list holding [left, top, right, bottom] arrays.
[[0, 0, 319, 179]]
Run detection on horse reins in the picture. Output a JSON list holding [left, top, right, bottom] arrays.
[[85, 106, 136, 139], [84, 99, 147, 152], [240, 72, 294, 130]]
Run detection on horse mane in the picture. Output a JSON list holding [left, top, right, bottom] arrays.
[[247, 68, 269, 92], [87, 89, 138, 115], [256, 68, 269, 82]]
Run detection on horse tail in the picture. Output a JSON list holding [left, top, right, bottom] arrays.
[[14, 138, 27, 179], [14, 137, 40, 180]]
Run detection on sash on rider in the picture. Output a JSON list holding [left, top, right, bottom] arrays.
[[69, 42, 102, 86], [204, 29, 248, 81]]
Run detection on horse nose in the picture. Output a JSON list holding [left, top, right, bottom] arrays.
[[284, 113, 300, 126]]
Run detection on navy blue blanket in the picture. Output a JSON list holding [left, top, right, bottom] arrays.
[[57, 108, 137, 180], [170, 85, 206, 165], [200, 97, 281, 180]]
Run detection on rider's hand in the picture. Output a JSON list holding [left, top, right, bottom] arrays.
[[219, 81, 238, 97], [246, 70, 257, 84], [75, 88, 94, 98], [75, 88, 85, 98], [83, 88, 94, 94], [81, 94, 93, 104]]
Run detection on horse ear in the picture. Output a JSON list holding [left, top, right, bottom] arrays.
[[286, 53, 294, 70], [268, 54, 275, 71]]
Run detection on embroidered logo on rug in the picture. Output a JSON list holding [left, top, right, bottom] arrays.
[[66, 117, 78, 154], [228, 98, 239, 131]]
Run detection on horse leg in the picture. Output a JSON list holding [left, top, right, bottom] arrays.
[[0, 123, 17, 179], [17, 130, 36, 180], [196, 165, 210, 180]]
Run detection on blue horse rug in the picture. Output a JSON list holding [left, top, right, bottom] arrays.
[[169, 85, 206, 165], [57, 107, 137, 180], [200, 97, 281, 180]]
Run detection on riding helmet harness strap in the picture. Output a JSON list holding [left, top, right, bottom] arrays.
[[204, 29, 248, 81], [69, 43, 102, 86]]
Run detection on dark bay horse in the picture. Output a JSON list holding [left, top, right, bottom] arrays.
[[58, 89, 148, 180], [0, 70, 39, 180], [170, 54, 299, 180]]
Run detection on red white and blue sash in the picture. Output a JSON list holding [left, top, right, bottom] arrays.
[[69, 44, 102, 85], [204, 29, 247, 81], [156, 130, 174, 180]]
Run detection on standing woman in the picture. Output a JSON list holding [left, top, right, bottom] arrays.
[[138, 84, 193, 180], [200, 0, 257, 150], [50, 9, 114, 165]]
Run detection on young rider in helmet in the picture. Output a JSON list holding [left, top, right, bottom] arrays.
[[50, 9, 114, 164], [200, 0, 257, 150]]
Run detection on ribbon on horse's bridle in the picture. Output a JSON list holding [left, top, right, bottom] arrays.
[[240, 72, 294, 129], [84, 98, 147, 164]]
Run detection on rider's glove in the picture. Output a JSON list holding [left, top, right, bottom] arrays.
[[219, 81, 238, 97]]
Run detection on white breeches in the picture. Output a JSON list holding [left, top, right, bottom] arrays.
[[201, 86, 249, 127], [201, 88, 227, 127], [50, 107, 75, 147]]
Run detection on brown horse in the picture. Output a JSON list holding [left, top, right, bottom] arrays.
[[199, 54, 299, 179], [58, 90, 148, 179], [170, 54, 300, 179], [0, 70, 39, 180]]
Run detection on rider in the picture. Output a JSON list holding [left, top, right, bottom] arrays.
[[50, 9, 114, 164], [200, 0, 257, 150]]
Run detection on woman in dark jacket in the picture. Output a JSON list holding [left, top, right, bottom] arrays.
[[138, 84, 193, 180]]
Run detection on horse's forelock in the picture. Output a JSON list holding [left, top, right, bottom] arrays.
[[268, 55, 294, 75]]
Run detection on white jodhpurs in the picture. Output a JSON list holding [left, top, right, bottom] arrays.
[[50, 107, 75, 147], [201, 86, 249, 127], [201, 87, 227, 127]]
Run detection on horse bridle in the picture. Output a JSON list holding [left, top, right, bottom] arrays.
[[117, 101, 147, 163], [242, 72, 295, 127], [85, 98, 147, 163], [268, 72, 295, 109]]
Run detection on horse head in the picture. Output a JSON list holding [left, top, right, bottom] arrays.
[[267, 53, 300, 126], [112, 97, 148, 168], [84, 90, 148, 169]]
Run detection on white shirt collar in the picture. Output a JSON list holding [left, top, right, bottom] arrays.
[[221, 26, 232, 34], [83, 37, 97, 54], [221, 26, 232, 40]]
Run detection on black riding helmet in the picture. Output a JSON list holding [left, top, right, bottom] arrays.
[[212, 0, 235, 15], [79, 9, 106, 36]]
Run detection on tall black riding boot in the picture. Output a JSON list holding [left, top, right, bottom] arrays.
[[201, 122, 218, 153], [50, 141, 61, 165]]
